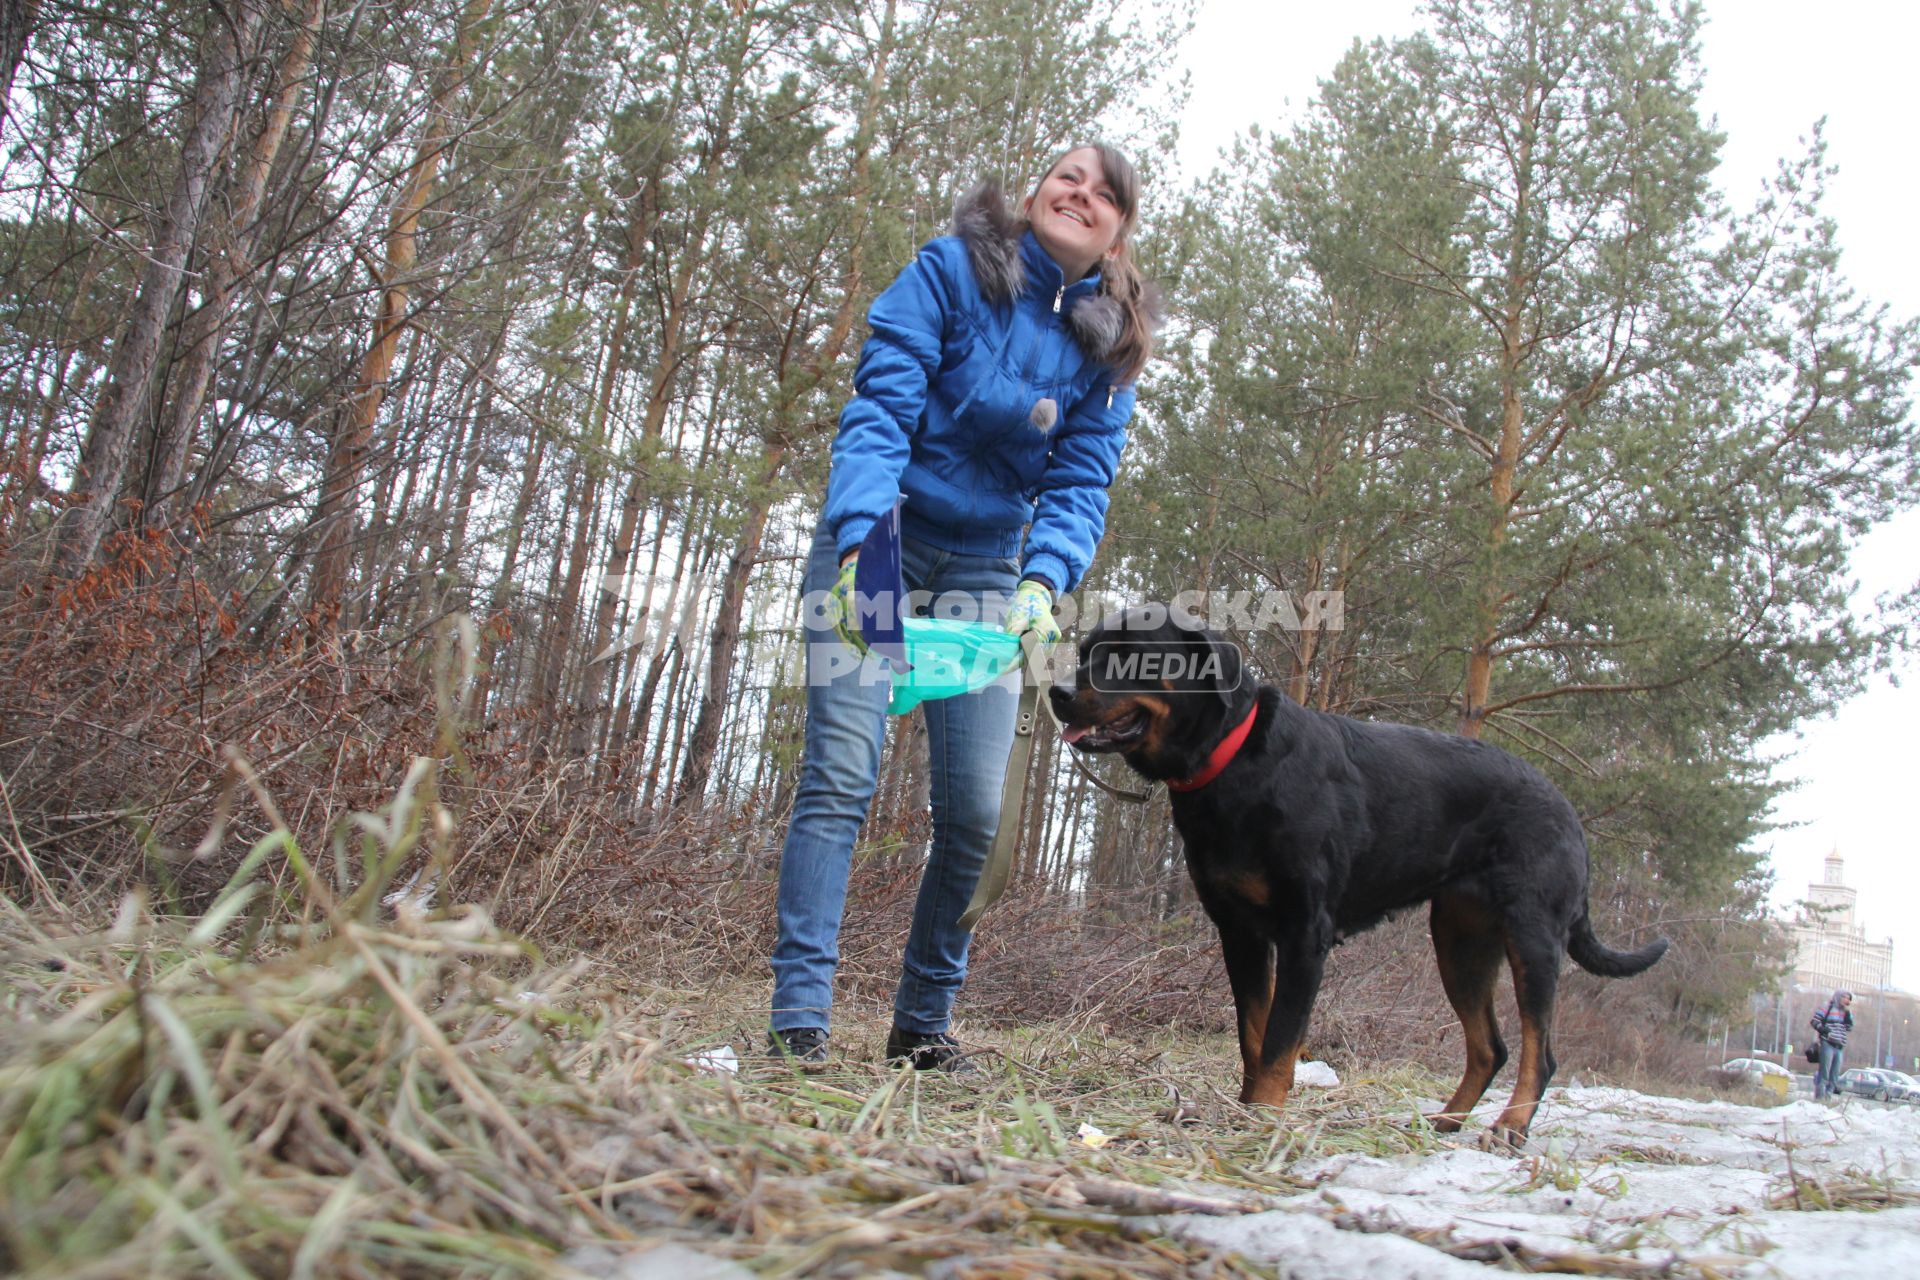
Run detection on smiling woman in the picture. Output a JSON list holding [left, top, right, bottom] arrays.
[[768, 140, 1162, 1074], [1023, 146, 1126, 283]]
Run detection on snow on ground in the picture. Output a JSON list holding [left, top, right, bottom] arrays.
[[1168, 1087, 1920, 1278]]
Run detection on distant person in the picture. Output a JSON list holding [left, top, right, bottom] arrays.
[[1810, 989, 1853, 1100], [766, 145, 1158, 1072]]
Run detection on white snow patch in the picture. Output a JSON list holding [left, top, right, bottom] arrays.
[[1294, 1059, 1340, 1088], [682, 1045, 739, 1075], [1163, 1086, 1920, 1278]]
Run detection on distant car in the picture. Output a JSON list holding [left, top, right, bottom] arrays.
[[1718, 1057, 1791, 1083], [1834, 1068, 1918, 1103]]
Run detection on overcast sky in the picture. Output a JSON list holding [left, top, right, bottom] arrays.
[[1167, 1, 1920, 989]]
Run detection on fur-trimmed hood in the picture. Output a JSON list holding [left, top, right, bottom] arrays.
[[950, 180, 1160, 368]]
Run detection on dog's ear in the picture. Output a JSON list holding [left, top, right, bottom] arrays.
[[1167, 611, 1244, 712], [1206, 630, 1243, 712]]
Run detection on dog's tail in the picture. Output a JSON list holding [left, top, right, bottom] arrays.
[[1567, 911, 1669, 978]]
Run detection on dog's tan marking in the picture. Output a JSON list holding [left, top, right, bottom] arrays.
[[1237, 961, 1275, 1086], [1122, 693, 1174, 757], [1230, 874, 1270, 907], [1079, 693, 1170, 732], [1242, 1041, 1300, 1109], [1491, 941, 1550, 1142], [1429, 894, 1506, 1134]]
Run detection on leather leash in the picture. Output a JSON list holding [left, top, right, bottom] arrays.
[[958, 633, 1153, 932]]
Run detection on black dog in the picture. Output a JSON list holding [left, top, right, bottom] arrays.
[[1049, 607, 1668, 1143]]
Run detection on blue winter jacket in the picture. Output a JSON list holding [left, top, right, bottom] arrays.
[[822, 184, 1142, 595]]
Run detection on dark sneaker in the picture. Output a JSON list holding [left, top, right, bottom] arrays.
[[884, 1026, 979, 1074], [768, 1026, 830, 1067]]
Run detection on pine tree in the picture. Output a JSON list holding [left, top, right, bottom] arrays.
[[1124, 0, 1918, 922]]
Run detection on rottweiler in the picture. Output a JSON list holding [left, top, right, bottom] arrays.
[[1049, 606, 1668, 1144]]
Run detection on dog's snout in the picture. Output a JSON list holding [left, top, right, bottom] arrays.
[[1048, 683, 1077, 715]]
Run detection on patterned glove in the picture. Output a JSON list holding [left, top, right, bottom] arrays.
[[829, 557, 868, 655], [1003, 578, 1061, 645]]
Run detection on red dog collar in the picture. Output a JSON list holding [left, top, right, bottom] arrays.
[[1167, 703, 1260, 792]]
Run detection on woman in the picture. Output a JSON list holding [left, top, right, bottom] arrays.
[[1810, 989, 1853, 1100], [768, 145, 1158, 1071]]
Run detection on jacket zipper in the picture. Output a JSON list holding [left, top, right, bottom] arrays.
[[1023, 285, 1064, 386], [1023, 282, 1071, 403]]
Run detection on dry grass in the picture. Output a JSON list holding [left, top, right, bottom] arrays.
[[0, 760, 596, 1277], [1770, 1171, 1920, 1212], [0, 592, 1748, 1277], [0, 740, 1788, 1280], [0, 883, 1454, 1276], [0, 754, 1487, 1279]]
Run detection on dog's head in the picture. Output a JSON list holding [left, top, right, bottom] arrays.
[[1048, 605, 1250, 781]]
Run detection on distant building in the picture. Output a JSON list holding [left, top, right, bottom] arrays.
[[1788, 851, 1894, 995], [1755, 853, 1914, 1073]]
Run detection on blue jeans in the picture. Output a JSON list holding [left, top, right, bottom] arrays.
[[770, 519, 1019, 1035], [1815, 1041, 1845, 1098]]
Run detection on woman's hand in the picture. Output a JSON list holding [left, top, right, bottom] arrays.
[[1003, 579, 1060, 645]]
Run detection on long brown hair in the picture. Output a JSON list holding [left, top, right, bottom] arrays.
[[1022, 143, 1157, 383]]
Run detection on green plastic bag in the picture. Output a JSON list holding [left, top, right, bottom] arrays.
[[887, 618, 1025, 714]]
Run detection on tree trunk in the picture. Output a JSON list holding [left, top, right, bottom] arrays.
[[564, 182, 685, 765], [605, 368, 726, 765], [308, 0, 491, 632], [1458, 72, 1539, 740], [53, 0, 264, 574], [673, 0, 896, 806], [639, 636, 688, 810], [441, 364, 496, 605], [474, 229, 591, 719], [528, 454, 584, 735], [145, 0, 325, 529], [364, 339, 438, 629], [572, 31, 750, 767], [533, 269, 638, 758], [0, 0, 40, 137], [472, 418, 546, 721]]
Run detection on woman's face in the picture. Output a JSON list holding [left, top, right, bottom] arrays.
[[1024, 147, 1125, 283]]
